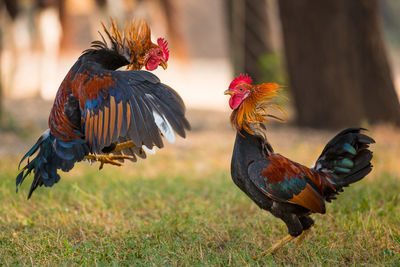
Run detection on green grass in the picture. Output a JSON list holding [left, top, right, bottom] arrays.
[[0, 154, 399, 266]]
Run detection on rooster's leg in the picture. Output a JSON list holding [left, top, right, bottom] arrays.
[[295, 228, 311, 245], [252, 235, 295, 259], [253, 227, 312, 259], [111, 141, 136, 153], [85, 154, 133, 170], [84, 141, 136, 169]]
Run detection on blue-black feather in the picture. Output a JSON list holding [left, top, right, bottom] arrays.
[[16, 130, 89, 198]]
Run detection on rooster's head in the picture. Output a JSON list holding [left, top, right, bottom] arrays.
[[225, 74, 286, 134], [144, 38, 169, 71], [99, 18, 169, 71]]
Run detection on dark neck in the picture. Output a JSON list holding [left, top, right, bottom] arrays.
[[237, 129, 274, 154], [81, 48, 129, 70]]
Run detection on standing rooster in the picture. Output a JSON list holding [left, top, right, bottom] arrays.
[[224, 74, 374, 256], [16, 18, 190, 198]]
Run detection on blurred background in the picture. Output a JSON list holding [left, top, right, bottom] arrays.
[[0, 0, 399, 175], [0, 1, 400, 264]]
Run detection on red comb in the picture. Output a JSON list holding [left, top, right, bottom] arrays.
[[157, 38, 169, 61], [229, 74, 253, 89]]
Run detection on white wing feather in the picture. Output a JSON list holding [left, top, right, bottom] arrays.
[[152, 110, 175, 144], [142, 145, 156, 154]]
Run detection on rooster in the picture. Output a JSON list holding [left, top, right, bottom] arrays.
[[224, 74, 374, 257], [16, 18, 190, 198]]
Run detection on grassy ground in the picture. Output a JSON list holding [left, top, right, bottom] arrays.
[[0, 108, 399, 266]]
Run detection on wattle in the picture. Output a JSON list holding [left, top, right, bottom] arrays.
[[229, 95, 243, 110], [145, 58, 159, 71]]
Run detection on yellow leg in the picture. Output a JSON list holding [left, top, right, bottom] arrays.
[[112, 141, 136, 153], [83, 141, 136, 169], [84, 154, 133, 170], [295, 228, 311, 246], [252, 234, 295, 260]]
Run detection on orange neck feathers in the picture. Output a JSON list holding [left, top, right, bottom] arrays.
[[230, 83, 286, 135], [101, 18, 158, 70]]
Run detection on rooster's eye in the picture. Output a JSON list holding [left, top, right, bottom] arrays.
[[157, 51, 162, 55], [239, 88, 243, 92]]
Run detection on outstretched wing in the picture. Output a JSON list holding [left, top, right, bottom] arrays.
[[248, 154, 332, 213], [71, 67, 190, 156]]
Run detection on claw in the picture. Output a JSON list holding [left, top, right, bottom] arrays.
[[84, 154, 133, 169], [83, 141, 136, 169]]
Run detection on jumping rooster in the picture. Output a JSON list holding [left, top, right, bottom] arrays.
[[16, 18, 190, 198], [224, 74, 374, 256]]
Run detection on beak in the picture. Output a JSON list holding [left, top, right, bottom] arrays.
[[224, 89, 233, 95], [160, 60, 168, 70]]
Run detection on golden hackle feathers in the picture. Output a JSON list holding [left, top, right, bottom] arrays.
[[231, 83, 287, 134], [100, 18, 158, 70]]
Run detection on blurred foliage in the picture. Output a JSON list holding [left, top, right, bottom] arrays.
[[259, 52, 286, 85], [258, 52, 290, 107], [381, 0, 400, 48], [0, 113, 32, 139]]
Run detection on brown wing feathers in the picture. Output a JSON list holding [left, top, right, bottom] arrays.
[[109, 96, 116, 141], [117, 101, 123, 137], [84, 97, 142, 153], [103, 106, 109, 145], [78, 71, 189, 157], [98, 109, 103, 145]]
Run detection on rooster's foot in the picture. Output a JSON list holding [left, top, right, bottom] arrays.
[[295, 228, 311, 246], [252, 234, 295, 259], [85, 154, 133, 170]]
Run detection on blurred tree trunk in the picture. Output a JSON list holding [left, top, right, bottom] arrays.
[[0, 27, 2, 128], [226, 0, 277, 82], [0, 0, 19, 127], [0, 0, 21, 126], [159, 0, 188, 61], [279, 0, 400, 128]]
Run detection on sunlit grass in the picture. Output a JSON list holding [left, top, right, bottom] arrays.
[[0, 125, 399, 265]]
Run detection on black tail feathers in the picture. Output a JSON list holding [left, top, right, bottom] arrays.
[[16, 130, 58, 198], [315, 128, 375, 190], [16, 129, 89, 199]]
